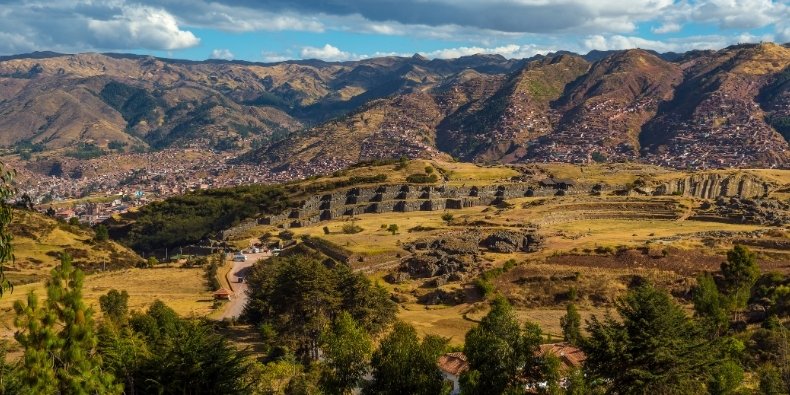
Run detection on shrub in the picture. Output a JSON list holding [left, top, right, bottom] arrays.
[[94, 224, 109, 241], [323, 226, 330, 235], [342, 223, 363, 234], [405, 173, 438, 184]]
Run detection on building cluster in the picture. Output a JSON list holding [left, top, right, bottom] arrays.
[[17, 149, 311, 217], [643, 92, 789, 169]]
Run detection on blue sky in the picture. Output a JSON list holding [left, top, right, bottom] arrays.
[[1, 0, 788, 62]]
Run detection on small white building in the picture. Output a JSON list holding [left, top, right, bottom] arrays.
[[437, 352, 468, 395]]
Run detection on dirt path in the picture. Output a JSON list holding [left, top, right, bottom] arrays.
[[220, 252, 269, 320]]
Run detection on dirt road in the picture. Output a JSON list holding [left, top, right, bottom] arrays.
[[220, 252, 269, 320]]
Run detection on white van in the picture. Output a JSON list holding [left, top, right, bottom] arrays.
[[233, 253, 247, 262]]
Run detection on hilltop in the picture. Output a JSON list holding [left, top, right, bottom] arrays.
[[248, 43, 790, 173], [6, 209, 143, 283], [1, 43, 788, 178]]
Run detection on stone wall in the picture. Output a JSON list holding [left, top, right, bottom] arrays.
[[654, 173, 771, 199], [226, 172, 776, 237], [260, 182, 585, 229]]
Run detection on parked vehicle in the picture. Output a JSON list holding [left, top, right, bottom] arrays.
[[233, 253, 247, 262]]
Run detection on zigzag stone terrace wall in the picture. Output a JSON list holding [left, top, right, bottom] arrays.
[[259, 182, 587, 229], [245, 172, 774, 232]]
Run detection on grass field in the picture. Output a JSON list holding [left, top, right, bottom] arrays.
[[0, 266, 213, 342], [7, 210, 143, 283]]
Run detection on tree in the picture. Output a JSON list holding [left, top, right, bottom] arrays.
[[145, 256, 158, 268], [365, 322, 448, 395], [441, 212, 454, 224], [0, 163, 14, 298], [13, 254, 121, 394], [99, 289, 130, 325], [583, 283, 726, 394], [95, 224, 109, 241], [461, 297, 543, 394], [0, 340, 20, 394], [560, 303, 582, 345], [720, 245, 760, 312], [387, 224, 398, 235], [120, 300, 252, 394], [245, 254, 395, 361], [693, 273, 729, 337], [320, 312, 372, 394]]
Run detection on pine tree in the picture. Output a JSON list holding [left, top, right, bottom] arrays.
[[584, 283, 725, 393], [560, 302, 583, 345], [365, 322, 448, 395], [461, 297, 544, 394], [0, 163, 15, 297], [693, 273, 729, 337], [13, 254, 121, 394], [99, 289, 130, 325], [320, 312, 372, 394], [720, 245, 760, 313]]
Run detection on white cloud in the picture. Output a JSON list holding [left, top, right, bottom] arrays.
[[421, 44, 555, 59], [300, 44, 363, 61], [87, 5, 199, 50], [581, 32, 775, 53], [652, 22, 682, 34], [261, 51, 292, 63], [690, 0, 788, 30], [210, 48, 234, 60]]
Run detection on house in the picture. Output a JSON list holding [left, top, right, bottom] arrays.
[[437, 343, 586, 394], [437, 352, 468, 395], [213, 288, 233, 300], [537, 342, 586, 371]]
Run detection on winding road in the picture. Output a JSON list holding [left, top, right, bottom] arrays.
[[220, 252, 269, 320]]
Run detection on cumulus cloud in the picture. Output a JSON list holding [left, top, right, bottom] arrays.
[[0, 1, 199, 54], [300, 44, 364, 61], [690, 0, 788, 29], [581, 32, 772, 53], [652, 22, 682, 34], [210, 48, 234, 60], [421, 44, 555, 59], [87, 5, 199, 50]]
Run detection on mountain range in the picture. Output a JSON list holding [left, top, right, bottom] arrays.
[[1, 43, 789, 173]]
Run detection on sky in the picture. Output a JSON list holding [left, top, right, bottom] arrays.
[[0, 0, 788, 62]]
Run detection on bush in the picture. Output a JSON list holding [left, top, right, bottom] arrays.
[[591, 151, 606, 163], [474, 278, 495, 297], [94, 224, 109, 241], [205, 259, 221, 291], [111, 184, 289, 253], [66, 142, 106, 159], [108, 140, 127, 151], [279, 230, 295, 240], [342, 223, 363, 234], [323, 226, 330, 235], [406, 173, 438, 184]]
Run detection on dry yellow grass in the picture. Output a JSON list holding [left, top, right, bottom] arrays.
[[0, 267, 213, 341], [8, 210, 142, 282]]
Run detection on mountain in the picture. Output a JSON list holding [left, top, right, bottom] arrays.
[[525, 49, 683, 163], [0, 52, 520, 153], [640, 42, 790, 168], [2, 44, 790, 175], [436, 54, 590, 162]]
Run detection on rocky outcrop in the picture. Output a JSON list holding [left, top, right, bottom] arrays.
[[482, 230, 544, 253], [393, 231, 484, 283], [693, 197, 790, 226], [655, 173, 770, 199]]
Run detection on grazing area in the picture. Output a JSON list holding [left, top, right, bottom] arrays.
[[1, 161, 788, 393]]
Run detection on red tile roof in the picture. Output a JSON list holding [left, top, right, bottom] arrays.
[[437, 352, 469, 376]]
